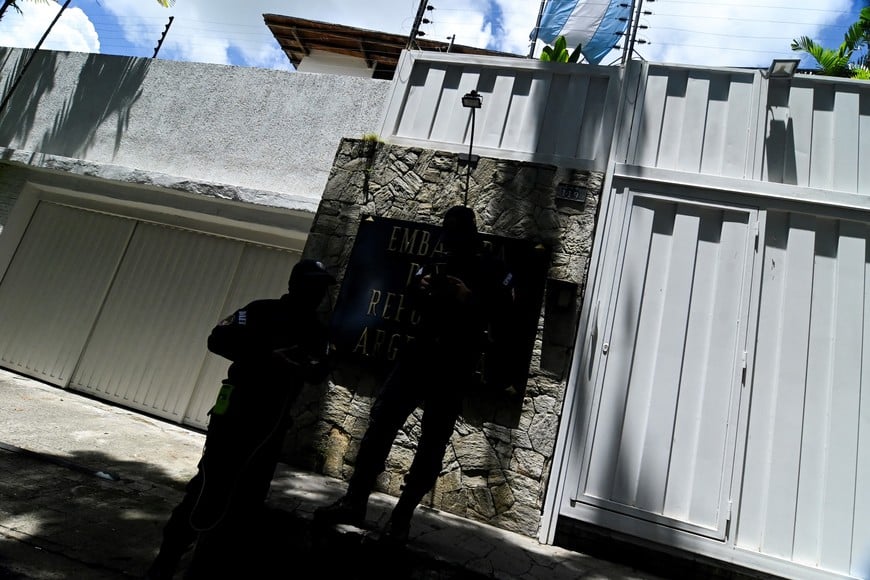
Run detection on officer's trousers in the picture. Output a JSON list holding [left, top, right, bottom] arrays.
[[149, 380, 297, 579], [346, 357, 466, 519]]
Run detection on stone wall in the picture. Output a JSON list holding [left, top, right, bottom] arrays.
[[284, 138, 602, 538]]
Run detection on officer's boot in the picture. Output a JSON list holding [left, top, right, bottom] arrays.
[[382, 495, 415, 546], [313, 487, 369, 528]]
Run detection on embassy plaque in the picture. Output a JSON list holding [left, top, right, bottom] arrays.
[[330, 215, 549, 393]]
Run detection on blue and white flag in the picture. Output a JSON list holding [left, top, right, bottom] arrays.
[[532, 0, 632, 65]]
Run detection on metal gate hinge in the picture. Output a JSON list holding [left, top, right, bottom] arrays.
[[602, 343, 609, 355]]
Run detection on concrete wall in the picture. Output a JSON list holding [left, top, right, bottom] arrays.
[[283, 138, 602, 538], [0, 48, 391, 218]]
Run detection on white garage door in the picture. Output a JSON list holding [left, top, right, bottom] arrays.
[[0, 200, 298, 428], [0, 202, 135, 385]]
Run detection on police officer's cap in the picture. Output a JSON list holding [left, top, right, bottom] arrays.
[[289, 259, 336, 287], [439, 205, 477, 248]]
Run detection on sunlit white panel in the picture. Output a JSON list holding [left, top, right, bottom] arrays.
[[395, 64, 439, 139], [832, 90, 860, 193], [665, 211, 749, 525], [738, 211, 870, 578], [718, 76, 755, 178], [500, 72, 551, 153], [634, 72, 670, 168], [575, 75, 609, 161], [789, 86, 814, 187], [70, 223, 242, 421], [655, 72, 688, 171], [477, 73, 515, 150], [675, 75, 710, 173], [429, 66, 474, 144]]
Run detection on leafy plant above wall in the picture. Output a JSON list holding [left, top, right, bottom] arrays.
[[790, 6, 870, 79], [540, 35, 583, 63]]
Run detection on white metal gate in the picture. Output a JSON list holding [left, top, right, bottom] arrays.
[[564, 190, 758, 539], [737, 210, 870, 577], [557, 186, 870, 578]]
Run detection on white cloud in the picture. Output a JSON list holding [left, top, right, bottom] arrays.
[[0, 1, 99, 53], [413, 0, 491, 51]]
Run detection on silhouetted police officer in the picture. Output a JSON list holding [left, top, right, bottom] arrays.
[[147, 259, 335, 579], [315, 205, 515, 545]]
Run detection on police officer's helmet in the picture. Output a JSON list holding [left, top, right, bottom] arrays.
[[288, 259, 336, 291]]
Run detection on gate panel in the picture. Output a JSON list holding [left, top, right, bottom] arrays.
[[738, 212, 869, 577], [69, 222, 242, 421], [574, 193, 755, 539], [0, 202, 134, 385]]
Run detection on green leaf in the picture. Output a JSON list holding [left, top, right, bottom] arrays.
[[539, 35, 583, 64], [568, 43, 583, 63]]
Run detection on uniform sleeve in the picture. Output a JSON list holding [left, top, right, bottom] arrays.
[[206, 303, 274, 362]]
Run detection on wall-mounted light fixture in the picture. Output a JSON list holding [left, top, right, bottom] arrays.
[[460, 89, 482, 206], [764, 58, 800, 80], [462, 89, 482, 109]]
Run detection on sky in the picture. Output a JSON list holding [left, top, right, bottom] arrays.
[[0, 0, 866, 73]]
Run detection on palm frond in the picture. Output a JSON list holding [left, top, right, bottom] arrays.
[[851, 65, 870, 80], [841, 21, 866, 52], [791, 36, 823, 59]]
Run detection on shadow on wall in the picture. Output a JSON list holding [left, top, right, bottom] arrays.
[[764, 82, 798, 186], [0, 49, 151, 160], [0, 47, 58, 147]]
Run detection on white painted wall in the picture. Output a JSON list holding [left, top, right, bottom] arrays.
[[0, 47, 391, 214], [296, 49, 375, 78]]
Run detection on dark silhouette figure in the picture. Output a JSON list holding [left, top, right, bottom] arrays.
[[315, 206, 515, 545], [146, 259, 336, 579]]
